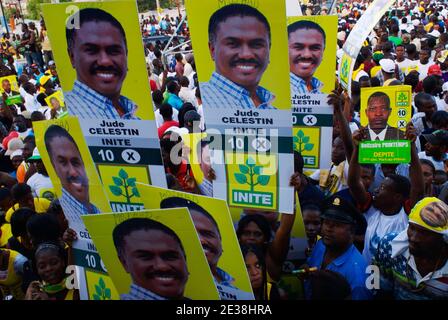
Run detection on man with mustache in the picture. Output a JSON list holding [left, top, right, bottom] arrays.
[[160, 197, 253, 300], [365, 91, 405, 141], [44, 124, 100, 215], [113, 218, 189, 300], [64, 8, 138, 119], [288, 20, 325, 94], [200, 4, 276, 110]]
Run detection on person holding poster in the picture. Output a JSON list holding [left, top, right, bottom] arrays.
[[200, 4, 276, 109], [160, 196, 253, 300], [365, 91, 406, 141], [44, 125, 100, 215], [64, 8, 138, 119], [113, 218, 189, 300], [288, 20, 325, 94]]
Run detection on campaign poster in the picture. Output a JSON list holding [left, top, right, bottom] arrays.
[[0, 75, 19, 94], [33, 116, 119, 300], [359, 85, 412, 163], [138, 183, 255, 300], [82, 208, 220, 300], [288, 15, 337, 171], [185, 0, 295, 213], [338, 0, 396, 91], [42, 0, 167, 213]]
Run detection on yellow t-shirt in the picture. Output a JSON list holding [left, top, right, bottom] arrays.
[[0, 223, 12, 247], [5, 198, 51, 223]]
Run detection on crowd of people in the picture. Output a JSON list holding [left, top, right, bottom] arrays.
[[0, 0, 447, 300]]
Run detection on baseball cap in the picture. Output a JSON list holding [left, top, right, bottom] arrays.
[[39, 75, 51, 86], [321, 196, 361, 225], [9, 149, 23, 160], [27, 147, 41, 162], [422, 129, 448, 146], [48, 60, 55, 66], [379, 59, 396, 73], [442, 82, 448, 92], [5, 138, 24, 156], [405, 65, 420, 75], [428, 64, 442, 76], [164, 126, 188, 137], [2, 131, 19, 150]]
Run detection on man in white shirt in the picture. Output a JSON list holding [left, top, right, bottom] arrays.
[[416, 49, 435, 81], [178, 76, 197, 107], [395, 44, 415, 74]]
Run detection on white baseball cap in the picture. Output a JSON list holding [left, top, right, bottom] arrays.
[[379, 59, 396, 73]]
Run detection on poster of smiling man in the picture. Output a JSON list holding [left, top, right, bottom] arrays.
[[185, 0, 294, 214], [42, 1, 166, 213]]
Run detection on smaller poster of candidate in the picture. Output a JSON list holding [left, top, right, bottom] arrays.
[[82, 208, 220, 300], [185, 0, 294, 214], [359, 85, 412, 163], [138, 184, 255, 300], [33, 116, 118, 300], [288, 15, 337, 171]]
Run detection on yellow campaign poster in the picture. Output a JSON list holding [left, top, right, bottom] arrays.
[[33, 116, 116, 300], [42, 0, 154, 120], [33, 116, 112, 215], [44, 90, 65, 109], [359, 85, 412, 163], [185, 0, 295, 214], [137, 184, 254, 300], [339, 53, 352, 89], [287, 15, 338, 94], [42, 0, 167, 194], [85, 269, 120, 300], [0, 75, 18, 93], [82, 208, 220, 300]]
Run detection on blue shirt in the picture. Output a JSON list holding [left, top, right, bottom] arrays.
[[200, 72, 276, 110], [290, 72, 323, 94], [306, 239, 372, 300], [165, 93, 184, 111], [65, 80, 138, 119]]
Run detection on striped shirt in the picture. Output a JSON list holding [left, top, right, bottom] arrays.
[[290, 72, 323, 94], [374, 230, 448, 300], [120, 284, 167, 300], [200, 72, 276, 110], [59, 188, 100, 224], [65, 80, 138, 119]]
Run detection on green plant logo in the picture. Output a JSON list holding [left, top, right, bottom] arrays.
[[234, 157, 270, 192], [396, 92, 409, 106], [109, 169, 140, 204], [341, 58, 348, 78], [293, 130, 314, 153], [92, 277, 112, 300]]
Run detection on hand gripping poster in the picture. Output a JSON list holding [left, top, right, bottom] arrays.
[[42, 1, 166, 213], [185, 0, 295, 214], [359, 85, 412, 163], [138, 183, 255, 300], [82, 208, 219, 300], [287, 15, 337, 171], [33, 116, 119, 300]]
